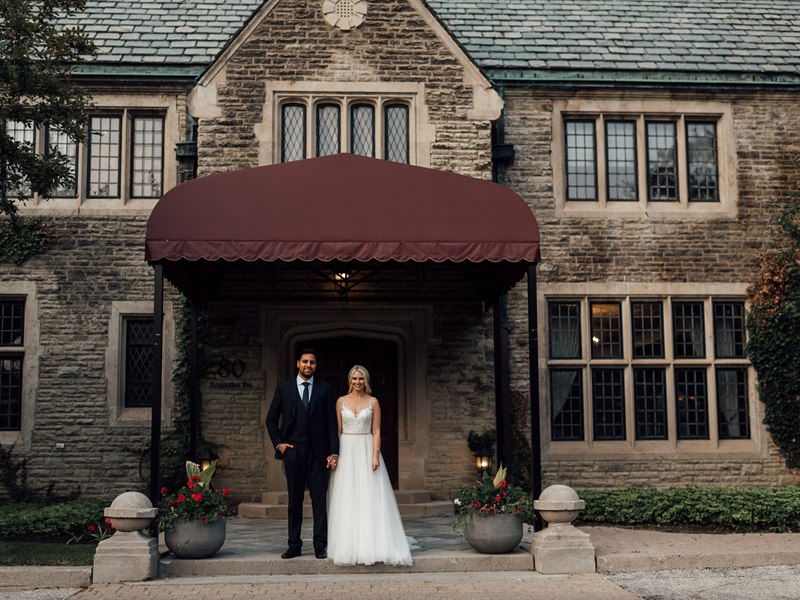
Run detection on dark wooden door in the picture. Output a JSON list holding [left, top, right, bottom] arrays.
[[293, 337, 399, 488]]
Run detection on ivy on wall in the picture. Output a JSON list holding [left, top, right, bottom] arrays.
[[0, 217, 51, 265], [746, 198, 800, 468]]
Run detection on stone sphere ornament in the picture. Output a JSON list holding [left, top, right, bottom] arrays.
[[104, 491, 158, 532], [323, 0, 367, 31], [534, 484, 585, 526]]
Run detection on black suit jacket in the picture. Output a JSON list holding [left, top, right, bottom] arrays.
[[266, 378, 339, 461]]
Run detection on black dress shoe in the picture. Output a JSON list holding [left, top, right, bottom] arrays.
[[314, 548, 327, 559], [281, 548, 301, 559]]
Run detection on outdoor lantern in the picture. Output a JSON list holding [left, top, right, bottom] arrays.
[[475, 452, 492, 473], [198, 448, 219, 471]]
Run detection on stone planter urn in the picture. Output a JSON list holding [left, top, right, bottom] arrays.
[[164, 519, 226, 559], [465, 512, 524, 554]]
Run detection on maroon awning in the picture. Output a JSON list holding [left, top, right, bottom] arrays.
[[145, 153, 540, 265]]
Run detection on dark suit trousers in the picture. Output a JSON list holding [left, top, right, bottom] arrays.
[[283, 442, 330, 551]]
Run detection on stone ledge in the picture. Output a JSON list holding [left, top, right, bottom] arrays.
[[0, 566, 92, 589]]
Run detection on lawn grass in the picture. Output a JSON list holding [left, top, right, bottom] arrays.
[[0, 540, 96, 566]]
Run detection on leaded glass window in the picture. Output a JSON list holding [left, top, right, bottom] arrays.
[[281, 104, 306, 162], [634, 367, 667, 440], [606, 120, 637, 200], [675, 367, 708, 439], [88, 115, 121, 197], [0, 300, 24, 346], [123, 317, 154, 408], [550, 369, 583, 441], [632, 301, 663, 358], [131, 116, 164, 198], [590, 301, 622, 359], [5, 121, 35, 198], [592, 368, 625, 440], [350, 104, 375, 157], [687, 122, 718, 202], [0, 356, 22, 431], [713, 301, 745, 358], [316, 104, 340, 157], [548, 301, 581, 359], [384, 104, 409, 164], [716, 368, 749, 439], [46, 127, 78, 198], [673, 302, 705, 359], [565, 120, 596, 200], [646, 121, 678, 201]]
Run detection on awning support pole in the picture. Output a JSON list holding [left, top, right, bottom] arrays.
[[527, 264, 543, 531], [189, 298, 199, 462], [493, 294, 513, 470], [149, 263, 164, 504]]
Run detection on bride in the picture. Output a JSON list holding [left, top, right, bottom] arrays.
[[327, 364, 413, 566]]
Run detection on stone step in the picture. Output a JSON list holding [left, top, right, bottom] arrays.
[[159, 551, 533, 577], [239, 500, 452, 520], [261, 489, 433, 505]]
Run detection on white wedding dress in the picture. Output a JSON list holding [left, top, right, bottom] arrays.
[[327, 399, 413, 566]]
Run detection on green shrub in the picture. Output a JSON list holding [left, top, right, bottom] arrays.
[[0, 499, 108, 540], [577, 486, 800, 532]]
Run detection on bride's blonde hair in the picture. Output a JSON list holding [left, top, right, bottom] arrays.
[[347, 364, 372, 394]]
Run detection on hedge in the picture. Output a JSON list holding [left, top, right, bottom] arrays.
[[577, 486, 800, 532], [0, 499, 108, 539]]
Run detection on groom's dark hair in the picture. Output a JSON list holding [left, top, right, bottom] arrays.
[[296, 348, 317, 361]]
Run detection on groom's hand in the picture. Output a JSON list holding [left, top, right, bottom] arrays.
[[327, 455, 338, 470], [277, 443, 293, 455]]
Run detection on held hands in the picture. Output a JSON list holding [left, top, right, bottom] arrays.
[[327, 455, 338, 470]]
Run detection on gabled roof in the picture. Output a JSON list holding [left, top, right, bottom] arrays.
[[67, 0, 800, 86]]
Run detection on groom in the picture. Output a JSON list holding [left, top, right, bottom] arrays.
[[266, 349, 339, 559]]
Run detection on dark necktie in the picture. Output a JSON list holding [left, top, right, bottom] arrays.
[[301, 381, 310, 409]]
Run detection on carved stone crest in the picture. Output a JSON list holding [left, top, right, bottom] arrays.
[[322, 0, 367, 31]]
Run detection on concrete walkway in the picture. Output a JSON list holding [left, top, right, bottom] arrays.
[[3, 517, 800, 597]]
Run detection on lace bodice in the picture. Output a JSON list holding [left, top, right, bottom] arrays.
[[341, 399, 374, 435]]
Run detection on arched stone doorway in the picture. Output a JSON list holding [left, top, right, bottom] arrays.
[[294, 336, 400, 489]]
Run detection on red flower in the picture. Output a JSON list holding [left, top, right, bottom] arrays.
[[222, 488, 230, 496], [177, 494, 186, 503], [187, 482, 194, 490], [502, 491, 507, 497], [495, 495, 502, 502], [192, 492, 203, 502], [500, 480, 507, 488], [160, 486, 168, 495], [87, 524, 95, 532], [188, 475, 200, 483], [201, 516, 207, 524], [104, 517, 115, 529]]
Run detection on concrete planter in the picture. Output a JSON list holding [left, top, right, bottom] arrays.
[[465, 512, 524, 554], [164, 519, 226, 559]]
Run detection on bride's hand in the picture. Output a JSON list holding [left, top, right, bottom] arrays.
[[372, 455, 380, 471]]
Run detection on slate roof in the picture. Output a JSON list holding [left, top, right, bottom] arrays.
[[66, 0, 800, 83]]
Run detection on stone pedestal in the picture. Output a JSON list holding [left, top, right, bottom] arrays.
[[532, 524, 596, 574], [92, 491, 159, 583], [532, 484, 595, 574], [92, 531, 160, 582]]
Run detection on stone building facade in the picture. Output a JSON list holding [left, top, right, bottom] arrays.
[[2, 0, 799, 501]]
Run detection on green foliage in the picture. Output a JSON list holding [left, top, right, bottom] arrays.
[[454, 465, 533, 532], [467, 429, 495, 454], [0, 498, 107, 539], [0, 0, 96, 215], [0, 540, 96, 565], [158, 460, 235, 531], [746, 197, 800, 468], [577, 486, 800, 532], [0, 216, 52, 265]]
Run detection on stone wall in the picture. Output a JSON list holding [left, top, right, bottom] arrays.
[[1, 217, 167, 498], [196, 0, 492, 179], [502, 88, 800, 488]]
